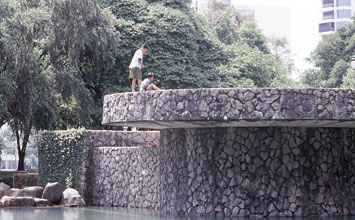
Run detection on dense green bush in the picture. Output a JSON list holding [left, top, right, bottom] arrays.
[[37, 129, 85, 193], [0, 172, 14, 187]]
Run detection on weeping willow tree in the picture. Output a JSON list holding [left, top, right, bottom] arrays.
[[0, 0, 118, 170]]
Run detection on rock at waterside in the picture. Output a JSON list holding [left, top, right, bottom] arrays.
[[23, 186, 44, 198], [0, 183, 11, 199], [1, 196, 34, 207], [42, 182, 63, 203], [9, 188, 25, 197], [34, 198, 52, 207], [61, 188, 86, 207]]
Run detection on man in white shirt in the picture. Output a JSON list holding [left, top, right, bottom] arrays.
[[129, 44, 149, 92]]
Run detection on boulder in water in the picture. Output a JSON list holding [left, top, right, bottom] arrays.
[[61, 188, 86, 207], [9, 188, 25, 197], [0, 183, 11, 199], [42, 182, 63, 203], [1, 196, 34, 207], [34, 198, 52, 207], [23, 186, 44, 198]]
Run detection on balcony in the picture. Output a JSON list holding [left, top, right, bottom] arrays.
[[323, 11, 335, 20], [319, 22, 335, 32], [323, 0, 335, 8]]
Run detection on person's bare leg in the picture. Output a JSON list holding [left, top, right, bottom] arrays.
[[131, 79, 136, 92], [146, 83, 160, 91], [138, 79, 142, 90]]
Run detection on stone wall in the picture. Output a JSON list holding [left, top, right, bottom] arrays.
[[160, 127, 355, 217], [90, 147, 160, 208], [102, 88, 355, 129], [81, 130, 160, 208], [99, 88, 355, 217]]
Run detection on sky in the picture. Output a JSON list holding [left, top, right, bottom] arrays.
[[231, 0, 321, 79]]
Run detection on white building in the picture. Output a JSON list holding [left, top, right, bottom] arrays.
[[1, 150, 18, 170], [319, 0, 355, 37]]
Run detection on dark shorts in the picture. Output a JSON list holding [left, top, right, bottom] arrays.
[[129, 67, 142, 79]]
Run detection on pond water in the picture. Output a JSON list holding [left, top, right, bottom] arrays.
[[0, 207, 226, 220], [0, 207, 354, 220]]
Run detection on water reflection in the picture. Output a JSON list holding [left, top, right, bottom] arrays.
[[1, 207, 355, 220], [0, 207, 221, 220]]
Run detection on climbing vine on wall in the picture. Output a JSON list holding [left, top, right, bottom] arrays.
[[37, 129, 85, 193]]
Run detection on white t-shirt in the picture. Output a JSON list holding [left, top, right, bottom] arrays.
[[129, 49, 143, 69], [140, 78, 151, 91]]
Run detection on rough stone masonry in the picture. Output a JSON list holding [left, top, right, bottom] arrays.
[[81, 130, 160, 207], [101, 88, 355, 217]]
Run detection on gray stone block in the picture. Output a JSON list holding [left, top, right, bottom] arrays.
[[1, 196, 34, 207]]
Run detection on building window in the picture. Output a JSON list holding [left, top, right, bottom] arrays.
[[319, 22, 335, 32], [337, 9, 351, 18], [323, 0, 334, 8], [337, 0, 351, 7], [337, 21, 351, 29], [323, 11, 334, 19]]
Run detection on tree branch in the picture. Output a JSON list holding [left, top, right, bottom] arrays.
[[43, 49, 66, 71]]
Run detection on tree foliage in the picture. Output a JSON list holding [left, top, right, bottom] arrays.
[[303, 18, 354, 88], [300, 69, 323, 88], [200, 1, 299, 88], [238, 21, 269, 54], [342, 68, 355, 88], [0, 0, 118, 170], [268, 36, 295, 74], [204, 5, 245, 45], [218, 42, 279, 87]]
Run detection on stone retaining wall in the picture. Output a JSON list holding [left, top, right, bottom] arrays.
[[81, 130, 160, 207], [90, 147, 160, 208], [81, 127, 355, 217], [160, 127, 355, 217]]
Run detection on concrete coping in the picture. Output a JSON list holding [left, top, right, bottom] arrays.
[[102, 88, 355, 129]]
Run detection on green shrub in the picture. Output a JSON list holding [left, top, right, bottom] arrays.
[[37, 129, 85, 193], [0, 175, 13, 187]]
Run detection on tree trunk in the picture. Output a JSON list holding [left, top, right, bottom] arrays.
[[14, 124, 31, 171], [18, 150, 25, 171]]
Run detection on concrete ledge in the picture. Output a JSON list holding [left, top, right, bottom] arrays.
[[102, 88, 355, 129]]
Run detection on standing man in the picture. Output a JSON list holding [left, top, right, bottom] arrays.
[[129, 44, 149, 92]]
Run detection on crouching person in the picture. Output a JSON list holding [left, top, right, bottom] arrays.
[[140, 73, 160, 91]]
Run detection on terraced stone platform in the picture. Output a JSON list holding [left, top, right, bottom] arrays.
[[102, 88, 355, 217]]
